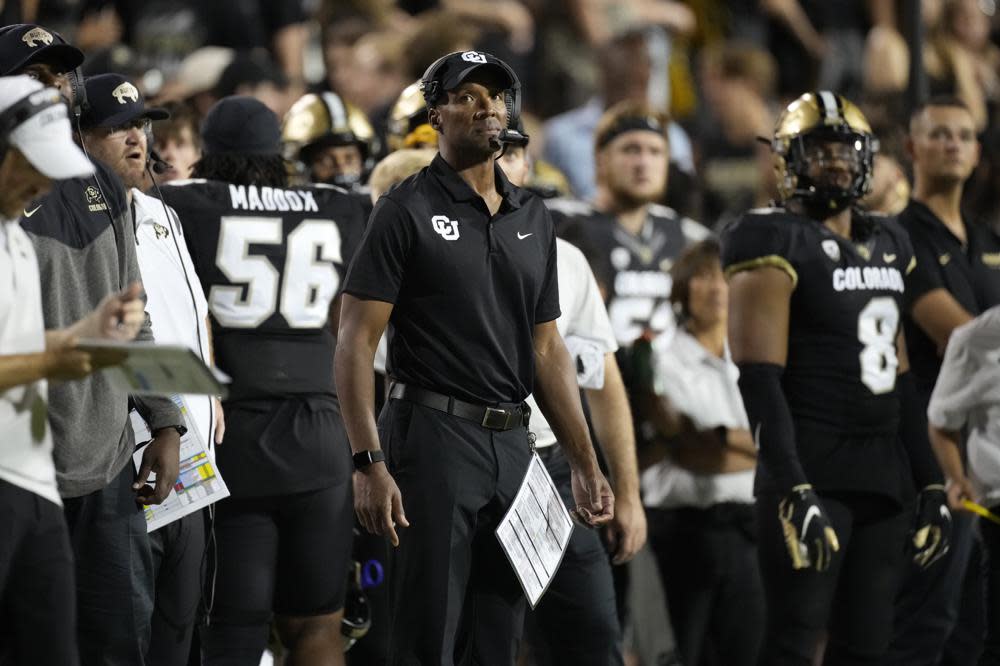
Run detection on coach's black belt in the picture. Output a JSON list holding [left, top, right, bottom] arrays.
[[389, 382, 529, 431]]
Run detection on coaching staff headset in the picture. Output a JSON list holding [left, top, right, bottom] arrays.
[[335, 50, 615, 665]]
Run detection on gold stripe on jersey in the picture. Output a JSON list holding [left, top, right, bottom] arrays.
[[906, 255, 917, 275], [725, 255, 799, 288]]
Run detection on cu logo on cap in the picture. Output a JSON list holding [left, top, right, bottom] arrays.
[[461, 51, 487, 64], [431, 215, 460, 241]]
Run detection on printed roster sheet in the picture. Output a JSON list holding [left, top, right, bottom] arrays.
[[496, 452, 574, 607]]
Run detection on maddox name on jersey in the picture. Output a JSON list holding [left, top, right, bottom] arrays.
[[228, 184, 323, 213]]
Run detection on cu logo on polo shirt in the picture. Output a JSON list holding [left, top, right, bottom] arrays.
[[431, 215, 460, 241]]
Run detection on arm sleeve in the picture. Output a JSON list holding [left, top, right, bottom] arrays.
[[342, 196, 413, 304], [534, 209, 561, 323], [738, 362, 808, 492]]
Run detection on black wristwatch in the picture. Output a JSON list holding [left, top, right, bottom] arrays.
[[353, 449, 386, 471], [154, 424, 187, 438]]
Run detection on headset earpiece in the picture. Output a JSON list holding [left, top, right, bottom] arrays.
[[66, 67, 87, 121]]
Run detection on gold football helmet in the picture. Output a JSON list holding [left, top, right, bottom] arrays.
[[282, 92, 378, 186], [386, 81, 437, 152], [770, 91, 878, 217]]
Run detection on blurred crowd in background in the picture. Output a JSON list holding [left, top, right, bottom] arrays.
[[3, 0, 997, 231]]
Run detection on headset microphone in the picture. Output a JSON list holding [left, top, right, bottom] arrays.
[[149, 148, 171, 175], [497, 128, 527, 145]]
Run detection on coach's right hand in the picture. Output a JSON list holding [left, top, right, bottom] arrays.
[[355, 463, 409, 547]]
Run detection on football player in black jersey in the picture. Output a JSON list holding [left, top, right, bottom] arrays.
[[722, 92, 951, 665], [160, 96, 368, 665], [545, 100, 709, 348]]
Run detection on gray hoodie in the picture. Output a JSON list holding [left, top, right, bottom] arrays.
[[22, 159, 182, 498]]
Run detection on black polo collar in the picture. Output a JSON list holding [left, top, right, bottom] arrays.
[[906, 199, 966, 245], [428, 153, 523, 210]]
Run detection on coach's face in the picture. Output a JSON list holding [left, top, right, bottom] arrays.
[[430, 71, 508, 156], [908, 105, 980, 185], [84, 118, 149, 191]]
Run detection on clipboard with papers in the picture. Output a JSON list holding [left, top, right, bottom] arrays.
[[77, 339, 229, 398], [495, 452, 575, 607]]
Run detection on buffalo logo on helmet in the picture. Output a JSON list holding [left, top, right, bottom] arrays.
[[21, 27, 53, 48], [112, 83, 139, 105]]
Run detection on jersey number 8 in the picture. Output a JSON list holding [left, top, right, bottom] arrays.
[[858, 296, 900, 395], [210, 216, 342, 329]]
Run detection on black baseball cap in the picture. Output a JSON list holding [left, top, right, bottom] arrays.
[[0, 24, 84, 75], [79, 74, 169, 130], [421, 51, 517, 104], [201, 96, 282, 156]]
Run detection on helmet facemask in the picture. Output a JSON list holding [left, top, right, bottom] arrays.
[[779, 127, 877, 218]]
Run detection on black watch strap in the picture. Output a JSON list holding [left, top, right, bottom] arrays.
[[353, 449, 386, 470]]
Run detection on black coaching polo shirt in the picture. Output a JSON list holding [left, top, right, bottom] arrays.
[[343, 154, 561, 405], [900, 199, 1000, 391]]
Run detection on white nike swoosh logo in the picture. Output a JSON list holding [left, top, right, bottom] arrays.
[[940, 505, 951, 519], [22, 205, 42, 217], [802, 505, 821, 536], [517, 232, 533, 240]]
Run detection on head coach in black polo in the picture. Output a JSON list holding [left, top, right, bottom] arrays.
[[336, 50, 615, 664]]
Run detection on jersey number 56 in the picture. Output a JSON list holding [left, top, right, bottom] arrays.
[[210, 216, 342, 328]]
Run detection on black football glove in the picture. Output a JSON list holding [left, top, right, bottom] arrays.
[[913, 484, 951, 569], [778, 484, 840, 571]]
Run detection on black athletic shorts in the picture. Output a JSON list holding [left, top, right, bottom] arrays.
[[210, 479, 354, 623]]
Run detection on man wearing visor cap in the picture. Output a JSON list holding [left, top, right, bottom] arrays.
[[0, 25, 185, 666], [0, 74, 149, 666]]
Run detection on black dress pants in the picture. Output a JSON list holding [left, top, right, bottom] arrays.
[[379, 397, 533, 666]]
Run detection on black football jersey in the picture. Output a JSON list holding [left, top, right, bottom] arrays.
[[160, 179, 368, 401], [546, 198, 710, 345], [722, 207, 916, 436]]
